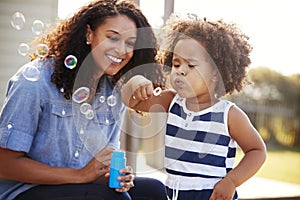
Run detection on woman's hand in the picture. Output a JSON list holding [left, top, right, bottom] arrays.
[[105, 166, 135, 193], [77, 146, 114, 183]]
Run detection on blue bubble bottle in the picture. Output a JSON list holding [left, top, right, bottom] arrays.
[[109, 150, 126, 188]]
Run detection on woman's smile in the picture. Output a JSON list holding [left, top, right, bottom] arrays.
[[106, 54, 124, 65]]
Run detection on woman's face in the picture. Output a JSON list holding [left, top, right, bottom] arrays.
[[86, 15, 137, 76]]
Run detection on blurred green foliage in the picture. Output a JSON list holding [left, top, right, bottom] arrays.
[[227, 67, 300, 147]]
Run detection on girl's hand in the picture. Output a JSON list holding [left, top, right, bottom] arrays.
[[130, 75, 153, 101], [209, 177, 236, 200], [122, 75, 153, 108]]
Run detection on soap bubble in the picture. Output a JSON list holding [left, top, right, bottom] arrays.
[[22, 63, 40, 81], [18, 43, 30, 56], [153, 87, 162, 96], [32, 20, 44, 36], [72, 87, 90, 104], [11, 12, 25, 30], [36, 44, 49, 58], [80, 103, 92, 115], [107, 95, 117, 107], [99, 96, 106, 103], [64, 55, 77, 69], [85, 109, 94, 120]]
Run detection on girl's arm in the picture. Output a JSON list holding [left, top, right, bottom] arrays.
[[226, 105, 266, 186], [121, 75, 175, 112], [210, 105, 267, 199]]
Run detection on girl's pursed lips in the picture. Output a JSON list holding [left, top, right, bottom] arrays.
[[174, 77, 184, 86]]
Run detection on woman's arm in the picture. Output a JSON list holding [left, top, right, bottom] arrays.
[[0, 147, 113, 184]]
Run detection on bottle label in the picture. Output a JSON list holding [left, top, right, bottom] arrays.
[[109, 150, 126, 188]]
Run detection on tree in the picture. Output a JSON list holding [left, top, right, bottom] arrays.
[[228, 67, 300, 147]]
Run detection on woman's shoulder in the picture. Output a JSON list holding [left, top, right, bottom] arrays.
[[12, 58, 54, 81], [6, 58, 56, 97]]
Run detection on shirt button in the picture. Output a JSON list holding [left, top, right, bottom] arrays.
[[62, 109, 66, 116], [7, 124, 13, 129], [188, 113, 192, 116], [79, 128, 84, 134], [74, 150, 80, 158]]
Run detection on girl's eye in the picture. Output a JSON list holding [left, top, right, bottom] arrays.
[[172, 64, 180, 68], [188, 65, 196, 68]]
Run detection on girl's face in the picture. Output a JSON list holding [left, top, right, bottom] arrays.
[[86, 15, 137, 76], [170, 38, 217, 100]]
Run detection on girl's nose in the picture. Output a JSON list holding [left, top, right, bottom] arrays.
[[177, 65, 187, 76]]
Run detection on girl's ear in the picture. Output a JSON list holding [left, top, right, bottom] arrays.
[[86, 24, 92, 44]]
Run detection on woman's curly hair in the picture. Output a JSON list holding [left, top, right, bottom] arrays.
[[159, 14, 253, 97], [29, 0, 163, 99]]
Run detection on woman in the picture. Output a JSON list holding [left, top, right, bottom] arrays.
[[0, 0, 166, 199]]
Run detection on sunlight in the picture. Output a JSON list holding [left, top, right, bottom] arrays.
[[58, 0, 300, 76]]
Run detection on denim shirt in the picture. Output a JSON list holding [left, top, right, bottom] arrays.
[[0, 59, 125, 200]]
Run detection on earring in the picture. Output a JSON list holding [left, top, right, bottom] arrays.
[[86, 41, 90, 45]]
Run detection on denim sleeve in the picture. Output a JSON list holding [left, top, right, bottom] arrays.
[[0, 73, 41, 152]]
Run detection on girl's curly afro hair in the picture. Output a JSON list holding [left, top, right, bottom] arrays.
[[159, 14, 253, 97]]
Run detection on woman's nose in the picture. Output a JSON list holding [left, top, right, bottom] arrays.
[[115, 41, 131, 55]]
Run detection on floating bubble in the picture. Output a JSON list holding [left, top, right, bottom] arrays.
[[99, 96, 106, 103], [85, 109, 94, 120], [36, 44, 49, 58], [80, 103, 92, 115], [11, 12, 25, 30], [32, 20, 44, 35], [72, 87, 90, 103], [153, 87, 162, 96], [22, 64, 40, 81], [18, 43, 30, 56], [107, 95, 117, 107], [64, 55, 77, 69]]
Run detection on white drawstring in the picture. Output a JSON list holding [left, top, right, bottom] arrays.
[[172, 179, 180, 200]]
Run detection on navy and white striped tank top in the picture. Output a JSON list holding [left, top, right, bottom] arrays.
[[165, 94, 237, 191]]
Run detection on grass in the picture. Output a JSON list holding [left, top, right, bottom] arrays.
[[235, 147, 300, 185]]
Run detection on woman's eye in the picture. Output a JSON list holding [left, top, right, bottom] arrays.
[[108, 35, 119, 41], [172, 64, 180, 68], [188, 65, 196, 68], [126, 41, 135, 47]]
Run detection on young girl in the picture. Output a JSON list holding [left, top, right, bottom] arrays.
[[122, 14, 267, 200]]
